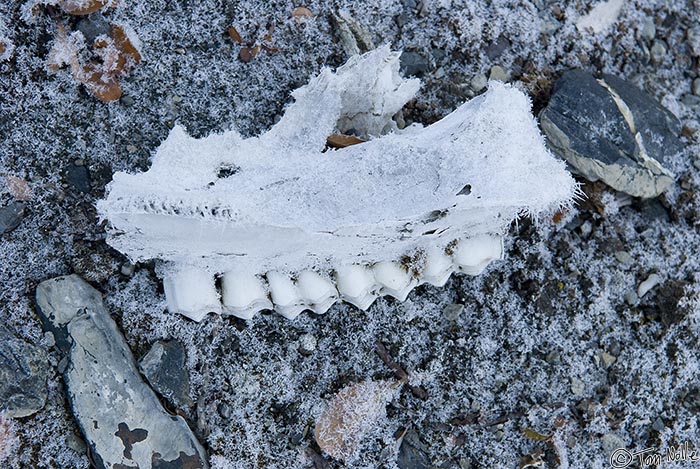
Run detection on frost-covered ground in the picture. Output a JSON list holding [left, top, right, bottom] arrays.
[[1, 0, 700, 468]]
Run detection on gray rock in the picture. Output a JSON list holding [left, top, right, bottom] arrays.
[[688, 26, 700, 57], [488, 65, 510, 82], [0, 202, 25, 235], [470, 74, 488, 92], [139, 340, 193, 409], [397, 430, 431, 469], [443, 303, 464, 321], [540, 70, 681, 198], [64, 163, 91, 194], [35, 275, 208, 469], [638, 17, 656, 42], [400, 51, 431, 76], [485, 36, 511, 60], [0, 324, 48, 418], [693, 78, 700, 97], [650, 40, 667, 63], [601, 433, 626, 457]]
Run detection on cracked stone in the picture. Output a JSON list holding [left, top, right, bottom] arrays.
[[139, 340, 193, 409], [35, 275, 208, 469], [540, 70, 681, 198]]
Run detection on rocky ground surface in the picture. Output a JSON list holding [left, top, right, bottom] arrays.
[[2, 0, 700, 468]]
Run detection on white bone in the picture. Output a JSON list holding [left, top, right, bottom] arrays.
[[266, 271, 308, 319], [452, 235, 503, 275], [163, 268, 221, 321], [420, 247, 455, 286], [334, 265, 378, 310], [371, 261, 417, 301], [221, 272, 272, 319], [296, 270, 338, 314]]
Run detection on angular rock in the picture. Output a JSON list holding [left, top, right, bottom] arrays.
[[0, 202, 25, 235], [139, 340, 193, 409], [540, 70, 681, 198], [0, 325, 48, 418], [35, 275, 208, 469], [399, 51, 430, 76], [397, 430, 431, 469]]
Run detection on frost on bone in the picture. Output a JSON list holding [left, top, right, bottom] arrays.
[[97, 46, 576, 319]]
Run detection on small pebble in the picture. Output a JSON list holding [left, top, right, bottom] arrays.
[[602, 433, 626, 457], [66, 433, 87, 454], [600, 351, 616, 368], [120, 95, 135, 107], [470, 73, 488, 92], [570, 377, 585, 396], [614, 250, 633, 265], [44, 331, 56, 348], [489, 65, 510, 82], [638, 273, 661, 298], [298, 333, 317, 355], [218, 402, 231, 419], [693, 78, 700, 96], [443, 303, 464, 321], [650, 40, 667, 63], [174, 48, 187, 54], [652, 417, 665, 432], [625, 290, 639, 305], [579, 220, 593, 238], [638, 17, 656, 42], [120, 263, 135, 276], [173, 95, 184, 104]]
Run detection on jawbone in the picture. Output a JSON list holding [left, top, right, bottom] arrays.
[[97, 46, 576, 321]]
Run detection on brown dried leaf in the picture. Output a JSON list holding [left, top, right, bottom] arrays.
[[326, 134, 366, 149], [239, 45, 261, 63], [521, 428, 552, 442], [6, 176, 32, 201], [228, 26, 243, 44], [314, 380, 397, 461], [81, 64, 122, 102], [292, 6, 315, 18], [58, 0, 107, 15], [110, 24, 141, 74], [0, 42, 5, 56], [552, 209, 566, 224]]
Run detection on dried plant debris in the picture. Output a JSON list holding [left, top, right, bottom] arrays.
[[229, 22, 279, 62], [47, 20, 141, 102], [314, 379, 398, 461], [5, 176, 32, 201], [325, 133, 366, 148], [57, 0, 116, 16]]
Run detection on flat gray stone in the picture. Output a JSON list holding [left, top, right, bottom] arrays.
[[397, 430, 431, 469], [540, 70, 681, 198], [0, 324, 48, 418], [139, 340, 193, 409], [0, 202, 25, 235], [35, 275, 208, 469]]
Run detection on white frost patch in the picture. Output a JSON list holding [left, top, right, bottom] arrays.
[[576, 0, 625, 34]]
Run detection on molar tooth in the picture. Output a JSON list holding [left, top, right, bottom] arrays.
[[420, 247, 455, 286], [266, 271, 308, 319], [221, 272, 272, 319], [453, 235, 503, 275], [163, 268, 221, 322], [296, 270, 338, 315], [372, 261, 417, 301], [334, 264, 378, 310]]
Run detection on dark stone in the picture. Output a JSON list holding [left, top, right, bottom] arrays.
[[139, 340, 193, 409], [75, 14, 110, 44], [540, 70, 681, 198], [397, 430, 431, 469], [0, 201, 25, 235], [400, 51, 431, 77], [0, 324, 48, 418], [35, 275, 208, 469], [64, 163, 91, 194]]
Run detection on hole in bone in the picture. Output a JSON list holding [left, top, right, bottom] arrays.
[[424, 209, 449, 223], [457, 184, 472, 196], [217, 165, 241, 179]]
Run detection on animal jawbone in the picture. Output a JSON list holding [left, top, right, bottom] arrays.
[[98, 46, 576, 322]]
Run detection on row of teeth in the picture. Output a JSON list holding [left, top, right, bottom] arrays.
[[163, 235, 503, 321]]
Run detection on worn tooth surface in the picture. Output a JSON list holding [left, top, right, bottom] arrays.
[[296, 270, 338, 314], [420, 247, 455, 286], [221, 272, 272, 319], [372, 261, 417, 301], [334, 264, 378, 310], [163, 268, 221, 321], [453, 235, 503, 275], [266, 271, 308, 319]]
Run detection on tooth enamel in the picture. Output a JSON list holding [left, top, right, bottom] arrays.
[[372, 261, 417, 301], [334, 265, 378, 310], [221, 272, 272, 319], [420, 247, 455, 286], [265, 271, 308, 319], [296, 270, 338, 314], [163, 268, 221, 321], [453, 235, 503, 275]]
